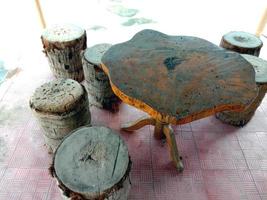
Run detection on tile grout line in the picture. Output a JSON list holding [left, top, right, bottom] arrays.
[[0, 68, 22, 104], [191, 128, 209, 199], [0, 80, 14, 104], [6, 118, 32, 168], [149, 125, 156, 200], [236, 136, 263, 200], [45, 179, 54, 200]]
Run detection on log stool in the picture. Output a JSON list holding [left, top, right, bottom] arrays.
[[50, 126, 131, 200], [29, 79, 91, 153], [41, 24, 87, 82], [220, 31, 263, 56], [216, 54, 267, 126], [82, 43, 119, 112]]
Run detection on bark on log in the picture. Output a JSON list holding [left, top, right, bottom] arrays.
[[51, 126, 131, 200], [216, 55, 267, 126], [220, 31, 263, 56], [82, 44, 120, 112], [30, 79, 91, 153], [43, 135, 62, 154], [41, 24, 87, 82]]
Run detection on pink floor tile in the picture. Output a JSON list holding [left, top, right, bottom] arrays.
[[1, 58, 267, 200]]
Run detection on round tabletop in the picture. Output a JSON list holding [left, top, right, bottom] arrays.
[[101, 29, 258, 124]]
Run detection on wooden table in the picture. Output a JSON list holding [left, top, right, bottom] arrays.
[[101, 29, 258, 172]]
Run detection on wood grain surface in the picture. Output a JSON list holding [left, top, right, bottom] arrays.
[[30, 79, 84, 113], [220, 31, 263, 56], [54, 126, 130, 199], [101, 29, 258, 124]]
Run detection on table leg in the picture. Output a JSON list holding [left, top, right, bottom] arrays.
[[121, 116, 156, 132], [163, 124, 184, 172], [154, 120, 165, 140], [121, 117, 184, 172]]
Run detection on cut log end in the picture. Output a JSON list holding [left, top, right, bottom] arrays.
[[241, 54, 267, 84], [42, 24, 86, 43], [53, 126, 131, 199], [220, 31, 263, 56], [30, 79, 85, 113], [84, 43, 112, 66]]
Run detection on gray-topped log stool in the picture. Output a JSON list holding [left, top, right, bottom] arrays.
[[29, 79, 91, 153], [82, 43, 120, 111], [216, 54, 267, 126], [220, 31, 263, 56], [50, 126, 131, 200], [41, 24, 87, 82]]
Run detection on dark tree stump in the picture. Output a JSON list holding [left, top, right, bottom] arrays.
[[29, 79, 91, 153], [82, 44, 120, 112], [41, 24, 87, 82], [51, 126, 131, 200], [220, 31, 263, 56], [216, 54, 267, 126]]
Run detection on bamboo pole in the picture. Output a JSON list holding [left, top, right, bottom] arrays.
[[35, 0, 46, 28], [256, 7, 267, 37]]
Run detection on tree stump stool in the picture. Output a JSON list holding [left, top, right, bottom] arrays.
[[29, 79, 91, 153], [41, 24, 87, 82], [216, 54, 267, 126], [82, 43, 120, 112], [50, 126, 131, 200], [220, 31, 263, 56]]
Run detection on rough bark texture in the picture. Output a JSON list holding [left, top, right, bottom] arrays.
[[58, 177, 131, 200], [30, 79, 91, 153], [41, 24, 87, 82], [220, 31, 263, 56], [101, 29, 258, 125], [82, 44, 120, 111], [51, 126, 131, 200], [216, 55, 267, 126], [43, 135, 63, 154]]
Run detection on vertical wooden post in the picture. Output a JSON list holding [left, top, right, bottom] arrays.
[[256, 7, 267, 37], [163, 125, 184, 172], [35, 0, 46, 28], [154, 120, 165, 140]]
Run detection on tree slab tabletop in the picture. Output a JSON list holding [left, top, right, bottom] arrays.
[[101, 29, 258, 125]]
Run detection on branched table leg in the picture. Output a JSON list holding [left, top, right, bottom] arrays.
[[163, 124, 184, 172], [121, 116, 156, 132], [154, 120, 165, 140], [121, 117, 184, 172]]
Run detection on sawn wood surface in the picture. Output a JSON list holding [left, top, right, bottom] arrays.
[[101, 29, 258, 125]]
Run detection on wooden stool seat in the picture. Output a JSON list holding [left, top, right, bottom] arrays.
[[41, 24, 87, 82], [51, 126, 131, 200], [216, 55, 267, 126], [220, 31, 263, 56], [243, 55, 267, 84], [30, 79, 91, 152], [82, 43, 119, 111]]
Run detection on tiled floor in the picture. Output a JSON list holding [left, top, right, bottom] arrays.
[[0, 1, 267, 199], [0, 51, 267, 200]]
